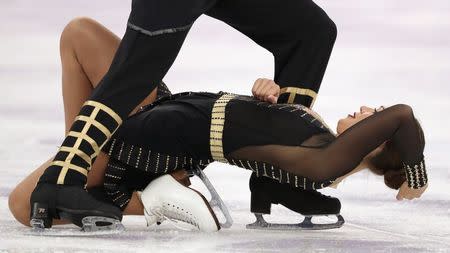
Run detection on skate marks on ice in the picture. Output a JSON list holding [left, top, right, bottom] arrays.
[[345, 222, 450, 249], [2, 188, 450, 252]]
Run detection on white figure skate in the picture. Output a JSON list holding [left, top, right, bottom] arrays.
[[139, 174, 220, 232]]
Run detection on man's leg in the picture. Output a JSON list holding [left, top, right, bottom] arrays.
[[206, 0, 341, 227], [9, 17, 140, 227], [207, 0, 337, 106], [31, 0, 218, 229]]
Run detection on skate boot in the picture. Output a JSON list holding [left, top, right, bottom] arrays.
[[30, 100, 124, 233], [30, 184, 123, 232], [139, 174, 220, 232], [247, 173, 344, 230]]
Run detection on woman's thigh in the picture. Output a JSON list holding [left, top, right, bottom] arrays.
[[62, 17, 158, 122], [62, 17, 122, 87]]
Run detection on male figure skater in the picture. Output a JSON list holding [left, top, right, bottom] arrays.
[[30, 0, 338, 230]]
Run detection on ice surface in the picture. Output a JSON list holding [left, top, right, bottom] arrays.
[[1, 0, 449, 252]]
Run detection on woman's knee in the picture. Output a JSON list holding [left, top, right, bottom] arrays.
[[8, 188, 31, 227], [60, 17, 98, 51]]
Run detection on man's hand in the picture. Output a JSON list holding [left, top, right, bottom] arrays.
[[396, 182, 428, 200], [252, 78, 280, 104]]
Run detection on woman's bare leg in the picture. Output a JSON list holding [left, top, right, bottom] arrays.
[[9, 17, 153, 226]]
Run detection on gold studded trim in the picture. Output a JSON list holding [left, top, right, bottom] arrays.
[[280, 87, 317, 107], [210, 94, 237, 163]]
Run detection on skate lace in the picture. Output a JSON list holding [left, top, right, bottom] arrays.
[[150, 202, 199, 230]]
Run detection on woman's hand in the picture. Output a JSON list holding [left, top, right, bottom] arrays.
[[252, 78, 280, 104], [396, 182, 428, 200]]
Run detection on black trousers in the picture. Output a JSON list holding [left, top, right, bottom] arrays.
[[91, 0, 337, 117]]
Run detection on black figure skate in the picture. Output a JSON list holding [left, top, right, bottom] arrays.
[[29, 100, 125, 235], [29, 183, 124, 235], [247, 173, 344, 230]]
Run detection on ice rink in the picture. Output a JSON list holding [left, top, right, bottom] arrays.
[[1, 0, 450, 252]]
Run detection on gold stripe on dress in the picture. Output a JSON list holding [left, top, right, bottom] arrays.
[[280, 87, 317, 107], [209, 94, 237, 163]]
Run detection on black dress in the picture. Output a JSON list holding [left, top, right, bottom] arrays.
[[101, 92, 426, 210]]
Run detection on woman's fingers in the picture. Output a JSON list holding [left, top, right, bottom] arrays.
[[396, 192, 415, 201], [396, 182, 427, 201]]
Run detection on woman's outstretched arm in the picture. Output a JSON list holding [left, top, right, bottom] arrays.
[[228, 103, 426, 197], [275, 104, 427, 198], [317, 104, 425, 185]]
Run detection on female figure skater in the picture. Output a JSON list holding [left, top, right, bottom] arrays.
[[99, 92, 427, 216]]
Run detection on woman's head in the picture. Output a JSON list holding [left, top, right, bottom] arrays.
[[336, 105, 425, 190], [336, 106, 382, 135]]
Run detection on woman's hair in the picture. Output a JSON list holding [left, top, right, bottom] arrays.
[[367, 118, 424, 190]]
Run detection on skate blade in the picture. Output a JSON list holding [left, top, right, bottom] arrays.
[[193, 167, 233, 228], [246, 214, 345, 231], [81, 216, 125, 233], [27, 216, 124, 237]]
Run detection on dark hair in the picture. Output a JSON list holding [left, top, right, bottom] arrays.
[[367, 118, 424, 190]]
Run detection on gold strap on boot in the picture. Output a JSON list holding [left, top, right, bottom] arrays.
[[280, 87, 317, 107], [209, 94, 237, 163], [55, 100, 122, 184]]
